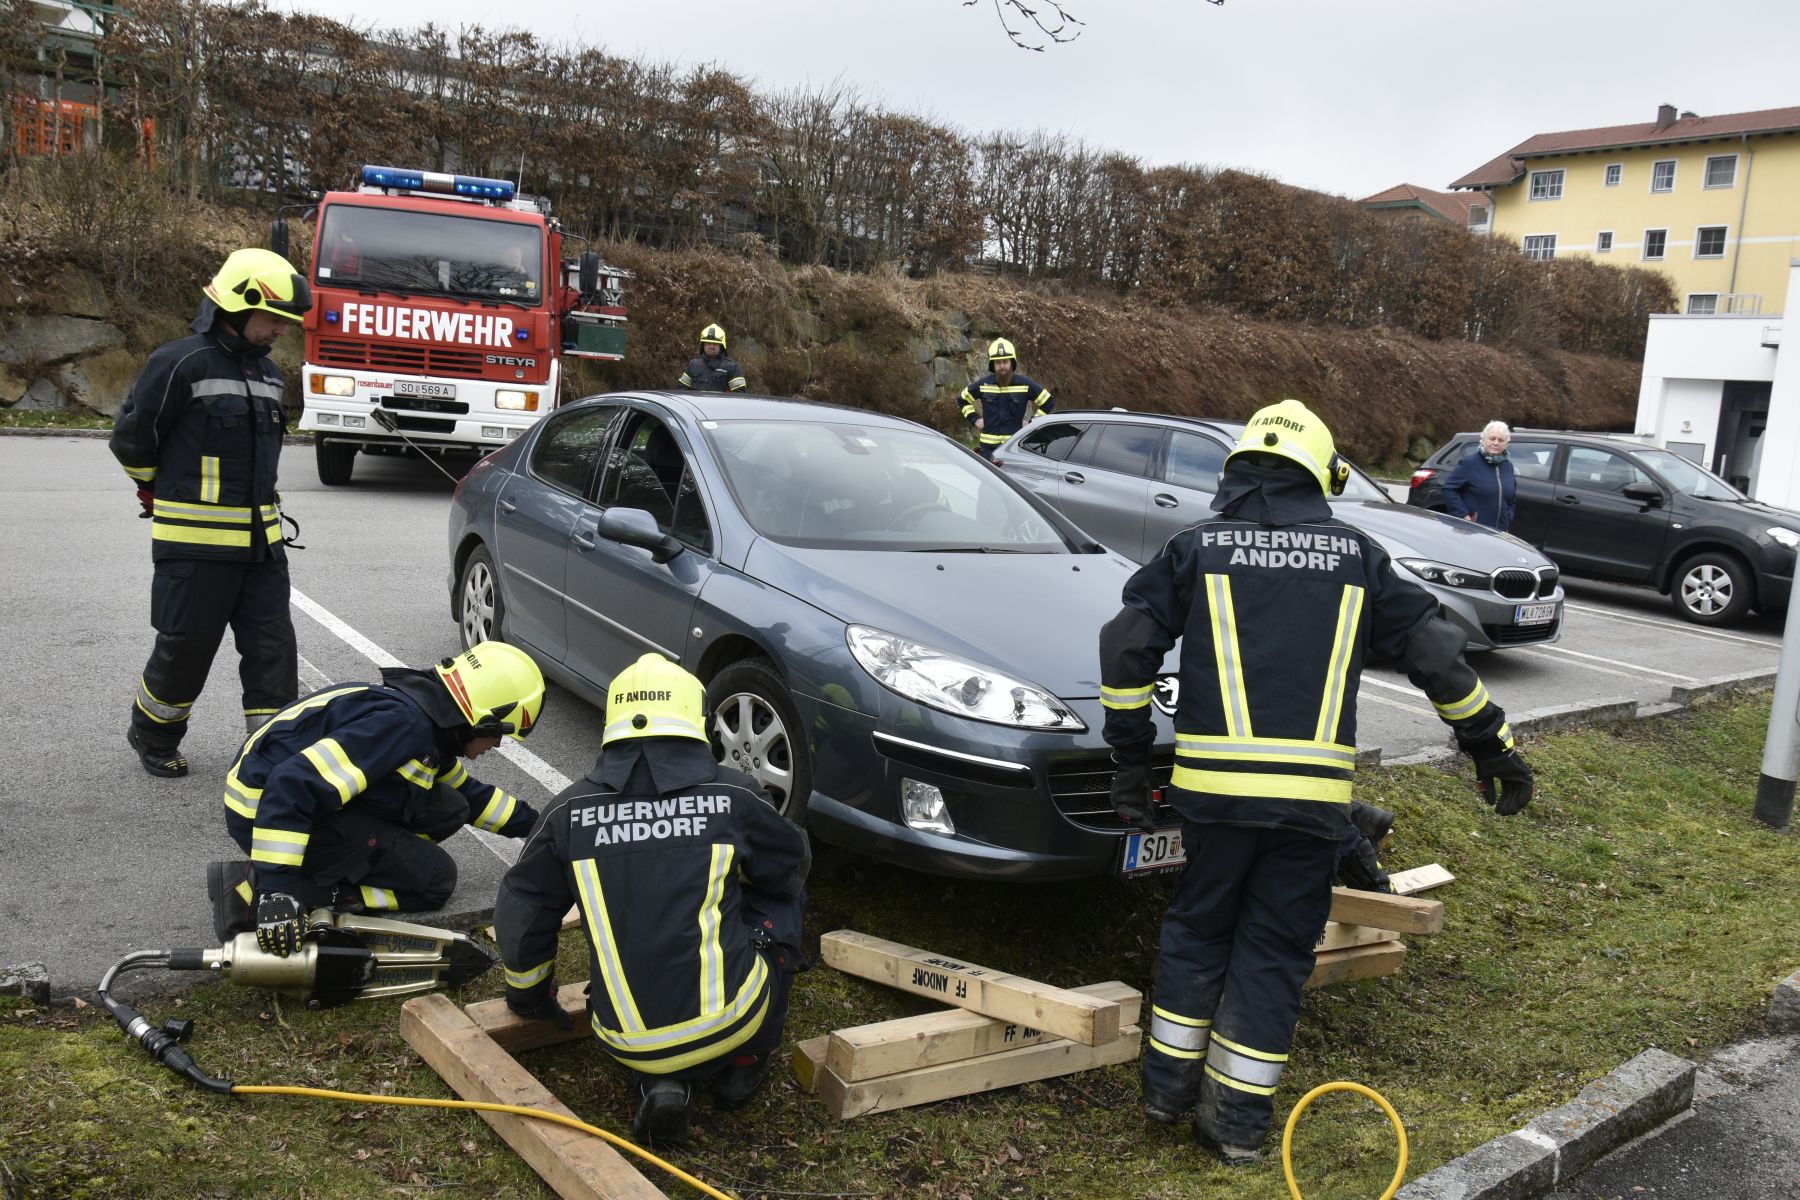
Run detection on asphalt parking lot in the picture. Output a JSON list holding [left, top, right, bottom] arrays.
[[0, 436, 1783, 993]]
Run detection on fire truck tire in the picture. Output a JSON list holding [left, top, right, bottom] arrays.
[[456, 546, 506, 649], [316, 438, 357, 486]]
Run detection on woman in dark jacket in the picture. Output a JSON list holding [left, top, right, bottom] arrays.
[[1442, 421, 1516, 532]]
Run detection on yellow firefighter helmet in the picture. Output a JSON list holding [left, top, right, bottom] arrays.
[[435, 641, 545, 739], [987, 337, 1016, 365], [699, 323, 728, 348], [1227, 398, 1350, 496], [602, 653, 708, 746], [204, 247, 313, 323]]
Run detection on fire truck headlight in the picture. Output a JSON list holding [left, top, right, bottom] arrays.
[[342, 415, 367, 429], [310, 373, 357, 397], [495, 390, 538, 412]]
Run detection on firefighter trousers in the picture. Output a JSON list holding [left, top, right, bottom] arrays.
[[1144, 820, 1337, 1147], [249, 784, 468, 914], [132, 557, 298, 750]]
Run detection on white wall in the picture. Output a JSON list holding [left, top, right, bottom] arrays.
[[1755, 263, 1800, 509], [1637, 379, 1726, 464]]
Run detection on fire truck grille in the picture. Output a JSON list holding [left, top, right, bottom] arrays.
[[318, 338, 487, 376]]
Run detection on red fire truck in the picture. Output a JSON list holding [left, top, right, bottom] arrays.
[[282, 165, 628, 485]]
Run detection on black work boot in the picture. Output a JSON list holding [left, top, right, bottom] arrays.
[[207, 861, 256, 942], [128, 727, 188, 778], [1193, 1120, 1263, 1167], [711, 1054, 771, 1110], [1143, 1082, 1194, 1125], [1349, 801, 1394, 847], [632, 1080, 692, 1148]]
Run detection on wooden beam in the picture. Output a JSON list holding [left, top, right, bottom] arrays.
[[464, 982, 591, 1054], [826, 981, 1141, 1083], [400, 993, 666, 1200], [792, 1036, 829, 1095], [814, 1026, 1142, 1120], [1389, 863, 1455, 895], [1305, 941, 1405, 990], [1328, 887, 1443, 935], [1316, 922, 1399, 953], [818, 931, 1121, 1046]]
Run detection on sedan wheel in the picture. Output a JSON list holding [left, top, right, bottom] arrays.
[[457, 547, 505, 648], [705, 658, 811, 821], [1673, 552, 1752, 626]]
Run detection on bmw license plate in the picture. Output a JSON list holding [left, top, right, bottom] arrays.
[[1515, 602, 1558, 625], [1121, 826, 1187, 879], [393, 380, 456, 399]]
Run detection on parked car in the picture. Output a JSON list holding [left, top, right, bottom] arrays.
[[447, 391, 1188, 882], [992, 410, 1564, 650], [1409, 430, 1798, 625]]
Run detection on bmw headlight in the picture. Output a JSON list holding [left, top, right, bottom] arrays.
[[846, 625, 1086, 731], [1397, 558, 1489, 590], [1767, 527, 1800, 550]]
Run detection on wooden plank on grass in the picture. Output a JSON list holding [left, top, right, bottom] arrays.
[[793, 1036, 829, 1094], [464, 981, 591, 1054], [826, 981, 1141, 1083], [1315, 922, 1399, 953], [1304, 942, 1405, 990], [1389, 863, 1455, 895], [818, 931, 1121, 1047], [1328, 887, 1444, 935], [400, 993, 666, 1200], [815, 1025, 1142, 1120]]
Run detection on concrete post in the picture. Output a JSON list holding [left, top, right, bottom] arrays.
[[1755, 589, 1800, 828]]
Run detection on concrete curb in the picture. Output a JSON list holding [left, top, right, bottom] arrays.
[[1773, 967, 1800, 1033], [1396, 1048, 1696, 1199], [0, 962, 51, 1004], [1670, 668, 1779, 705]]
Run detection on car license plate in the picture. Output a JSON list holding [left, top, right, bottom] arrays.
[[393, 380, 456, 399], [1515, 602, 1558, 625], [1121, 826, 1187, 879]]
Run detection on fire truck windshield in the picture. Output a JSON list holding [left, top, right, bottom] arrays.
[[315, 204, 543, 304]]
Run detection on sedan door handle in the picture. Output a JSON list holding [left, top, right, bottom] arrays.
[[498, 498, 518, 514], [1063, 471, 1086, 485], [1153, 493, 1179, 508], [570, 532, 597, 550], [1556, 494, 1580, 505]]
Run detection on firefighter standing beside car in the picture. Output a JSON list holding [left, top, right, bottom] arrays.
[[110, 248, 313, 778], [495, 653, 809, 1149], [677, 323, 747, 392], [959, 337, 1053, 460], [1099, 399, 1535, 1166]]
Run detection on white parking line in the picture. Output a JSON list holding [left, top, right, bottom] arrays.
[[1520, 643, 1700, 684], [1562, 601, 1782, 650], [1355, 674, 1434, 715], [289, 587, 574, 866]]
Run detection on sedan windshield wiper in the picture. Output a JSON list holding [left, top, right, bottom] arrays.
[[906, 546, 1050, 554]]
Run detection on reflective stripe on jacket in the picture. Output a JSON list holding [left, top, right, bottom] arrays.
[[678, 353, 746, 392], [959, 373, 1053, 445]]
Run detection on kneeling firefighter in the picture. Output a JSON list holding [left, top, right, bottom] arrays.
[[208, 641, 547, 953], [1099, 399, 1535, 1165], [495, 653, 810, 1148]]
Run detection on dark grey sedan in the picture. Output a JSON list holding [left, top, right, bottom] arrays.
[[447, 391, 1181, 881], [993, 410, 1565, 651]]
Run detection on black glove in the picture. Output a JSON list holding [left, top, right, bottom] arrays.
[[506, 990, 572, 1030], [254, 893, 306, 958], [1474, 749, 1534, 816], [136, 487, 155, 518], [1109, 758, 1156, 834], [1335, 834, 1393, 893]]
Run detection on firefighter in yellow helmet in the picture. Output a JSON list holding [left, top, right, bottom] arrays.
[[678, 322, 746, 392], [206, 641, 548, 956], [958, 336, 1053, 461], [1098, 399, 1533, 1165], [110, 247, 315, 778], [496, 653, 810, 1148]]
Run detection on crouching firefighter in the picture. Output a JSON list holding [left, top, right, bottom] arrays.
[[207, 641, 547, 951], [1099, 399, 1535, 1166], [495, 653, 810, 1148]]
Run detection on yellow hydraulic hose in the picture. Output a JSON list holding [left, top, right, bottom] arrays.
[[233, 1085, 736, 1200], [1280, 1081, 1408, 1200]]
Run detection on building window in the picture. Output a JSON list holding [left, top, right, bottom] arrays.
[[1529, 169, 1565, 200], [1687, 294, 1719, 315], [1651, 160, 1677, 192], [1596, 231, 1614, 253], [1604, 163, 1623, 187], [1522, 234, 1557, 261], [1695, 226, 1728, 258], [1468, 204, 1489, 227], [1704, 155, 1738, 188], [1643, 229, 1667, 260]]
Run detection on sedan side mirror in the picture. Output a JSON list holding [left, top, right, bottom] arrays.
[[1621, 481, 1663, 507], [598, 507, 683, 563]]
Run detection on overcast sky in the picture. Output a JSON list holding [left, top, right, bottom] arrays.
[[282, 0, 1800, 199]]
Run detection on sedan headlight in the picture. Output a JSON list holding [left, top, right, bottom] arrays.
[[1767, 527, 1800, 550], [495, 389, 538, 411], [1397, 557, 1489, 590], [846, 625, 1086, 731]]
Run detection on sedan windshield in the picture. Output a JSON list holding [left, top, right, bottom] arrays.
[[1333, 462, 1393, 503], [705, 421, 1072, 551], [315, 204, 543, 303], [1634, 447, 1745, 500]]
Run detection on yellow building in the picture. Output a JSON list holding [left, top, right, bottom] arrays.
[[1451, 103, 1800, 316]]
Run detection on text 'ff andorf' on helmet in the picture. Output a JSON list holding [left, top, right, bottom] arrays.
[[987, 337, 1016, 365], [436, 641, 545, 739], [699, 323, 728, 348], [204, 247, 313, 323], [602, 653, 708, 746], [1226, 398, 1351, 496]]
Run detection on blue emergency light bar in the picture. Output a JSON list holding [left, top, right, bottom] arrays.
[[359, 165, 516, 202]]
